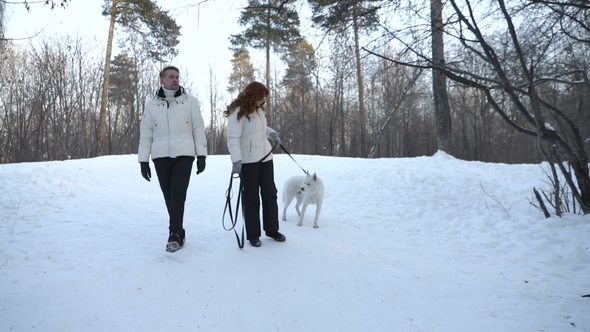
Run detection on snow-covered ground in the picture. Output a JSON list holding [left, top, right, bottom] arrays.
[[1, 152, 589, 331]]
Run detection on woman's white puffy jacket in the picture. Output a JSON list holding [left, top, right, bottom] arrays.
[[138, 88, 207, 162], [227, 107, 277, 164]]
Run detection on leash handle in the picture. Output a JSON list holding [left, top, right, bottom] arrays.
[[222, 174, 245, 249], [222, 142, 302, 249], [222, 143, 278, 249]]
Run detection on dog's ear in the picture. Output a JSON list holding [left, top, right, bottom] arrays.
[[313, 173, 317, 181]]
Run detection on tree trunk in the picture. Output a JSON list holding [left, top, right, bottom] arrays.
[[352, 4, 367, 157], [431, 0, 452, 152], [572, 160, 590, 214], [0, 1, 5, 44], [209, 66, 216, 154], [97, 0, 117, 156], [265, 0, 272, 127]]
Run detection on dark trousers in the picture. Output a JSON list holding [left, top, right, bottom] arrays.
[[240, 160, 279, 240], [153, 156, 194, 233]]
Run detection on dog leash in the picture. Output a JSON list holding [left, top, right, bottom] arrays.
[[279, 144, 307, 175], [222, 173, 245, 248], [222, 143, 278, 249]]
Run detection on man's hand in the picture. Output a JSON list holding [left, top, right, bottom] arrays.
[[196, 156, 206, 175], [140, 162, 151, 182]]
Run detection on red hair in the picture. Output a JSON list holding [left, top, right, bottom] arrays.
[[224, 81, 269, 121]]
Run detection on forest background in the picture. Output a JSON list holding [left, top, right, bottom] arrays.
[[1, 1, 589, 212]]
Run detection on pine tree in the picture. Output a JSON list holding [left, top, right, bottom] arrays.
[[230, 0, 301, 125], [107, 53, 139, 154], [97, 0, 180, 155], [280, 37, 317, 152], [227, 46, 256, 95], [281, 37, 315, 94]]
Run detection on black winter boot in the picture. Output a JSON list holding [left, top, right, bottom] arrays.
[[166, 229, 185, 252], [265, 231, 286, 242]]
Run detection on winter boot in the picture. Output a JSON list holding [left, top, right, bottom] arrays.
[[166, 229, 185, 253]]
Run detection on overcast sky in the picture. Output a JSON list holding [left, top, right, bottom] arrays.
[[4, 0, 253, 104]]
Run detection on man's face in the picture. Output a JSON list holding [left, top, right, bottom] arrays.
[[160, 69, 180, 90]]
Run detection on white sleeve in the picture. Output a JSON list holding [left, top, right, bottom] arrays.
[[266, 126, 277, 138], [226, 110, 243, 163], [137, 101, 153, 162], [191, 98, 208, 156]]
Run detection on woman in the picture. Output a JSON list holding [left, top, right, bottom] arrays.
[[224, 81, 286, 247]]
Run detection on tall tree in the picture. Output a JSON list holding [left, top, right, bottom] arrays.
[[0, 1, 3, 28], [280, 37, 317, 151], [0, 1, 4, 49], [365, 0, 590, 213], [108, 53, 139, 154], [431, 0, 452, 152], [207, 64, 223, 155], [230, 0, 301, 126], [227, 46, 256, 95], [308, 0, 381, 157], [98, 0, 180, 155], [281, 37, 316, 92]]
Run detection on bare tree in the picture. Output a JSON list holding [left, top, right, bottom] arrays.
[[0, 0, 68, 12], [366, 51, 424, 158], [0, 0, 68, 42], [365, 0, 590, 213], [207, 63, 225, 155], [308, 0, 382, 157], [0, 34, 105, 162]]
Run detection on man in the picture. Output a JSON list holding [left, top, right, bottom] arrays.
[[137, 66, 208, 253]]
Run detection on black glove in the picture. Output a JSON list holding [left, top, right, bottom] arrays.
[[196, 156, 206, 175], [140, 162, 151, 182]]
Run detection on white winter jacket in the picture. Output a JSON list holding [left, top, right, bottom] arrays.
[[226, 107, 277, 164], [138, 87, 207, 162]]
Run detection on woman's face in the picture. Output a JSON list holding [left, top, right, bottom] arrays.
[[256, 98, 266, 108]]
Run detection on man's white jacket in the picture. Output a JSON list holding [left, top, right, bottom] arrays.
[[227, 108, 277, 164], [138, 87, 207, 162]]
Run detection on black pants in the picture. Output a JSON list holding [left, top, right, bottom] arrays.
[[153, 156, 194, 233], [240, 160, 279, 240]]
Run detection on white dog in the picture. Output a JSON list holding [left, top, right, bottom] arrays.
[[282, 172, 324, 228]]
